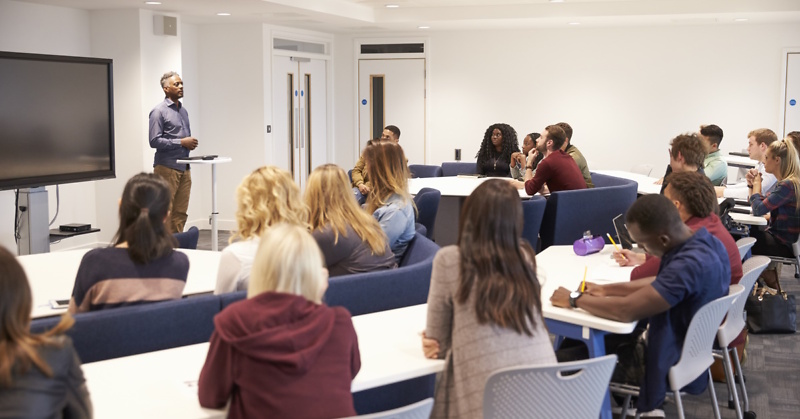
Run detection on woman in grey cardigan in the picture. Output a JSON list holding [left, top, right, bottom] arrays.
[[422, 179, 556, 419]]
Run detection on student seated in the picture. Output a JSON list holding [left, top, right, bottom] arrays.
[[476, 123, 520, 178], [699, 124, 728, 186], [352, 125, 400, 204], [716, 128, 778, 199], [509, 132, 539, 181], [557, 122, 595, 188], [306, 164, 396, 276], [551, 194, 729, 416], [363, 139, 416, 263], [214, 166, 308, 294], [508, 124, 587, 195], [69, 173, 189, 313], [423, 180, 556, 419], [748, 138, 800, 288], [0, 246, 91, 418], [656, 133, 707, 194], [199, 224, 360, 419], [614, 171, 742, 285]]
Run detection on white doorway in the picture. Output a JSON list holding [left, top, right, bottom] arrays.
[[358, 58, 426, 164], [273, 56, 327, 187], [782, 50, 800, 136]]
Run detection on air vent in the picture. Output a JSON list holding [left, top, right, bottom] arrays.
[[360, 43, 424, 54]]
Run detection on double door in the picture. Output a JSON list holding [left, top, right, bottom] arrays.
[[273, 56, 327, 187]]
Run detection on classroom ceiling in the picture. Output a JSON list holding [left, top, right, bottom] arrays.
[[17, 0, 800, 33]]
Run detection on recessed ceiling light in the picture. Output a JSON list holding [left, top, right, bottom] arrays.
[[386, 4, 400, 8], [734, 18, 748, 22], [144, 1, 161, 4], [568, 22, 581, 25], [418, 26, 430, 29], [216, 12, 231, 16], [550, 0, 565, 3]]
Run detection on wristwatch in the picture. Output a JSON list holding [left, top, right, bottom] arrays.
[[569, 291, 583, 308]]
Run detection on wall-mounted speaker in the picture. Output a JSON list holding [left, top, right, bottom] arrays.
[[154, 15, 178, 36]]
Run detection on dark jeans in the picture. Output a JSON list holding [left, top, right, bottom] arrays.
[[750, 227, 794, 258]]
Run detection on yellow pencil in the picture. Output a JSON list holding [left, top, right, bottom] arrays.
[[581, 266, 587, 292], [607, 233, 629, 261]]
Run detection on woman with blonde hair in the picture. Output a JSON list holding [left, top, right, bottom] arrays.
[[214, 166, 308, 294], [199, 223, 361, 419], [306, 164, 396, 276], [0, 246, 92, 417], [363, 139, 416, 262], [749, 137, 800, 288]]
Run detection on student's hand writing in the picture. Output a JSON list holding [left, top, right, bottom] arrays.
[[583, 282, 606, 297], [613, 249, 644, 267], [421, 332, 440, 359]]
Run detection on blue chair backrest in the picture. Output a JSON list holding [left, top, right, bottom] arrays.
[[413, 188, 441, 240], [441, 162, 477, 177], [324, 233, 439, 316], [174, 226, 200, 249], [30, 295, 220, 363], [539, 173, 637, 250], [409, 164, 443, 178], [521, 196, 547, 251], [219, 290, 247, 310]]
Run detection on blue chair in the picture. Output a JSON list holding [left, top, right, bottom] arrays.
[[219, 290, 247, 310], [173, 226, 200, 249], [413, 188, 441, 241], [408, 164, 443, 178], [441, 161, 477, 177], [30, 294, 220, 363], [521, 196, 547, 251], [539, 172, 637, 250], [324, 233, 439, 316]]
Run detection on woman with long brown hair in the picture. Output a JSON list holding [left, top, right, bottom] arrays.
[[422, 179, 555, 419], [363, 139, 416, 262], [69, 173, 189, 313], [0, 246, 92, 417], [305, 164, 395, 276]]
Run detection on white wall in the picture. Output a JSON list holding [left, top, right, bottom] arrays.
[[333, 24, 800, 174], [0, 0, 96, 252]]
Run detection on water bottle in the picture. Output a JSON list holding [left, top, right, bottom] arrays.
[[573, 230, 605, 256]]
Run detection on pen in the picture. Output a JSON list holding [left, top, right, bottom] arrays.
[[581, 266, 587, 292], [607, 233, 628, 261]]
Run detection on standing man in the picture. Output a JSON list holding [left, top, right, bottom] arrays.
[[716, 128, 778, 199], [557, 122, 594, 188], [699, 124, 728, 186], [351, 125, 400, 204], [149, 71, 198, 233], [508, 125, 586, 195]]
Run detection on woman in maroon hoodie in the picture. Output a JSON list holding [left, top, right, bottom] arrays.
[[198, 223, 361, 418]]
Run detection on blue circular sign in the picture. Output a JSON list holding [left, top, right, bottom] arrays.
[[791, 99, 797, 106], [301, 91, 304, 97], [361, 99, 367, 105], [294, 90, 298, 97]]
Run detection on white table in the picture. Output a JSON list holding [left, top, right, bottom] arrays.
[[723, 154, 759, 169], [593, 169, 662, 195], [177, 157, 232, 252], [408, 176, 532, 245], [19, 248, 221, 319], [80, 304, 443, 419]]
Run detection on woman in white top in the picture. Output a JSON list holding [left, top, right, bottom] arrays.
[[214, 166, 309, 294]]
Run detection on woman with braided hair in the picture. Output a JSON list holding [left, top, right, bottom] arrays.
[[475, 123, 520, 177]]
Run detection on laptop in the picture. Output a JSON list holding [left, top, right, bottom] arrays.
[[613, 214, 634, 250]]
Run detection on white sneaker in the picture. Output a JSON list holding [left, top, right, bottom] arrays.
[[615, 408, 665, 418]]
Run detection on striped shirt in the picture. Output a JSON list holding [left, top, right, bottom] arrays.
[[70, 248, 189, 313], [749, 179, 800, 246]]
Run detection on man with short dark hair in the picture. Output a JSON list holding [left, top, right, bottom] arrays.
[[351, 125, 400, 204], [551, 194, 729, 416], [556, 122, 594, 188], [699, 124, 727, 186], [149, 71, 197, 233], [508, 125, 586, 195]]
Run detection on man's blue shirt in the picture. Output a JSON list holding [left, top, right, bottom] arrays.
[[149, 98, 191, 171], [639, 227, 730, 412]]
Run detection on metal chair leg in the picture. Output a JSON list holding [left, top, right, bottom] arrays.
[[708, 372, 721, 419], [732, 347, 750, 412], [721, 349, 743, 419]]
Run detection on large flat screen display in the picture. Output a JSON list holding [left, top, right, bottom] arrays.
[[0, 51, 115, 191]]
